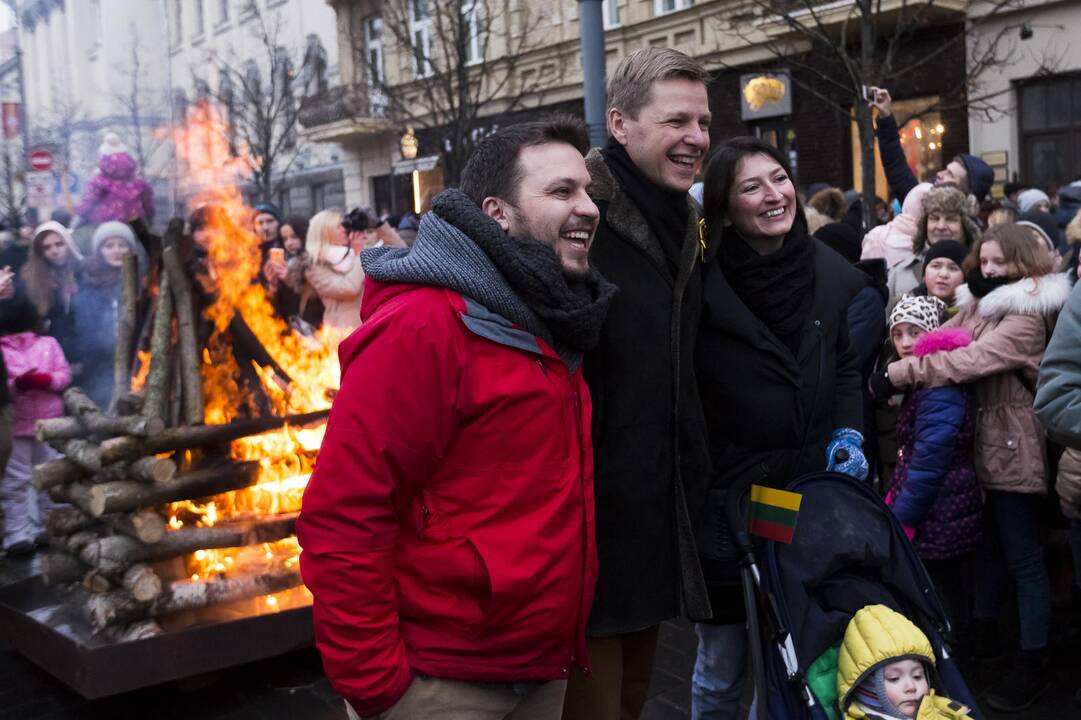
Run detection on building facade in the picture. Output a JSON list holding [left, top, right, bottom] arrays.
[[12, 0, 347, 227], [966, 0, 1081, 194], [309, 0, 978, 210]]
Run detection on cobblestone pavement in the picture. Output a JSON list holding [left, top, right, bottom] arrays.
[[1, 552, 1077, 720]]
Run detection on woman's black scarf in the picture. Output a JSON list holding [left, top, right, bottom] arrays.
[[432, 189, 617, 354], [602, 137, 689, 274], [965, 267, 1014, 298], [718, 224, 815, 356]]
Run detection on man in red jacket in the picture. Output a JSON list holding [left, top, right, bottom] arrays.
[[296, 116, 616, 720]]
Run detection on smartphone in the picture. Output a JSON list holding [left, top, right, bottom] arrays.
[[269, 247, 285, 266], [862, 85, 876, 102]]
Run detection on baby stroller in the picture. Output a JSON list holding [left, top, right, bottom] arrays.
[[725, 470, 983, 719]]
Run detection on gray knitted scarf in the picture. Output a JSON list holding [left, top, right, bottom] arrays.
[[362, 191, 615, 366]]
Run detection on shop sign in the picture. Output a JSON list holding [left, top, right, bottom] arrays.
[[740, 72, 792, 121]]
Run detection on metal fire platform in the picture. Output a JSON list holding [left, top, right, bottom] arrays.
[[0, 575, 313, 699]]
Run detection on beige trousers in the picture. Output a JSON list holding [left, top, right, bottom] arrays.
[[347, 675, 568, 720]]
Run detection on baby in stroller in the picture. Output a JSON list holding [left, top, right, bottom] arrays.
[[837, 605, 974, 720]]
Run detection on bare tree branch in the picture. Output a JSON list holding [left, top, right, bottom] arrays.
[[709, 0, 1060, 227], [366, 0, 560, 186], [197, 5, 312, 202]]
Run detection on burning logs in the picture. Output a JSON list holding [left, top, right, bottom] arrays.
[[32, 217, 327, 644], [111, 253, 139, 412], [145, 281, 174, 423], [122, 564, 164, 602], [85, 569, 302, 630], [162, 244, 204, 426], [78, 513, 298, 578], [35, 389, 165, 443], [82, 462, 259, 516], [97, 410, 330, 465]]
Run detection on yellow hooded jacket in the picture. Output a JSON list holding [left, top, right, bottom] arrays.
[[837, 605, 974, 720]]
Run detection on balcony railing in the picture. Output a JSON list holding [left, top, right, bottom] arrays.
[[298, 84, 387, 129]]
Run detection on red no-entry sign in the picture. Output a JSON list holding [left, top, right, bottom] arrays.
[[28, 149, 53, 172]]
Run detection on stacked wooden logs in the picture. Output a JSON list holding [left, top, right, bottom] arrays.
[[31, 225, 328, 641], [35, 384, 326, 639]]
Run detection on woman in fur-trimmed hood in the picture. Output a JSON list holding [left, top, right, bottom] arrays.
[[885, 223, 1071, 711]]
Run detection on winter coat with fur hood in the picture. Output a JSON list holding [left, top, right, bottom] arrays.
[[889, 273, 1073, 494]]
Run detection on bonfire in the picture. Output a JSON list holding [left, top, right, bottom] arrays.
[[32, 103, 346, 639]]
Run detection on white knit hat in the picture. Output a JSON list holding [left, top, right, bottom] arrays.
[[98, 131, 129, 158]]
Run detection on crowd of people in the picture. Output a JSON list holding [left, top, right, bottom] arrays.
[[4, 46, 1081, 720], [294, 48, 1081, 720], [0, 134, 416, 555]]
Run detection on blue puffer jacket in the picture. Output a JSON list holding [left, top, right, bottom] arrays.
[[888, 328, 981, 560]]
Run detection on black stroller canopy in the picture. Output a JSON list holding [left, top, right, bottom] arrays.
[[766, 472, 947, 670]]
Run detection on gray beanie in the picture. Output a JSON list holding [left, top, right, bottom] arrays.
[[1017, 188, 1050, 213], [92, 221, 147, 273]]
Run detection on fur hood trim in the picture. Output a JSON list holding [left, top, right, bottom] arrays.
[[955, 272, 1072, 319], [914, 327, 973, 357]]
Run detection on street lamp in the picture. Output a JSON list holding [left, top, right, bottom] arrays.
[[400, 127, 418, 160]]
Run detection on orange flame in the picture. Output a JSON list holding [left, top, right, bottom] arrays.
[[164, 103, 343, 588]]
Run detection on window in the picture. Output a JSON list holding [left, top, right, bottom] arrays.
[[193, 0, 205, 36], [603, 0, 620, 28], [461, 1, 482, 65], [89, 0, 102, 47], [365, 15, 388, 116], [170, 0, 182, 46], [218, 0, 229, 24], [364, 16, 385, 84], [410, 0, 433, 77], [310, 183, 326, 212], [655, 0, 693, 14], [1019, 73, 1081, 190]]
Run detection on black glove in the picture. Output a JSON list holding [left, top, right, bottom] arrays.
[[869, 367, 898, 400]]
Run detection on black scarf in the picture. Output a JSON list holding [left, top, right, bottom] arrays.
[[432, 189, 617, 354], [718, 224, 815, 356], [602, 137, 689, 274], [965, 268, 1014, 298]]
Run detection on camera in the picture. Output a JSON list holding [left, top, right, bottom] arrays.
[[342, 207, 373, 233], [862, 85, 876, 103]]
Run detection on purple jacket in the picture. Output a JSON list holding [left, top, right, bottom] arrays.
[[889, 328, 981, 560], [75, 152, 155, 225], [1, 332, 72, 437]]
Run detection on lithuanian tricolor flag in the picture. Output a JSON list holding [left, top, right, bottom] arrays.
[[749, 484, 802, 544]]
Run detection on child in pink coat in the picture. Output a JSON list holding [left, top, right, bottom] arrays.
[[1, 294, 71, 554]]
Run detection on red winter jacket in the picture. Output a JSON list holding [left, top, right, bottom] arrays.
[[296, 279, 597, 717]]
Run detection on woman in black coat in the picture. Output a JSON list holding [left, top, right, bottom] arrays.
[[690, 137, 866, 716]]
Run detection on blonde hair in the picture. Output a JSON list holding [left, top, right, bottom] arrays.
[[305, 209, 343, 266], [607, 48, 709, 119], [964, 223, 1054, 279], [1067, 208, 1081, 246], [987, 207, 1017, 227]]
